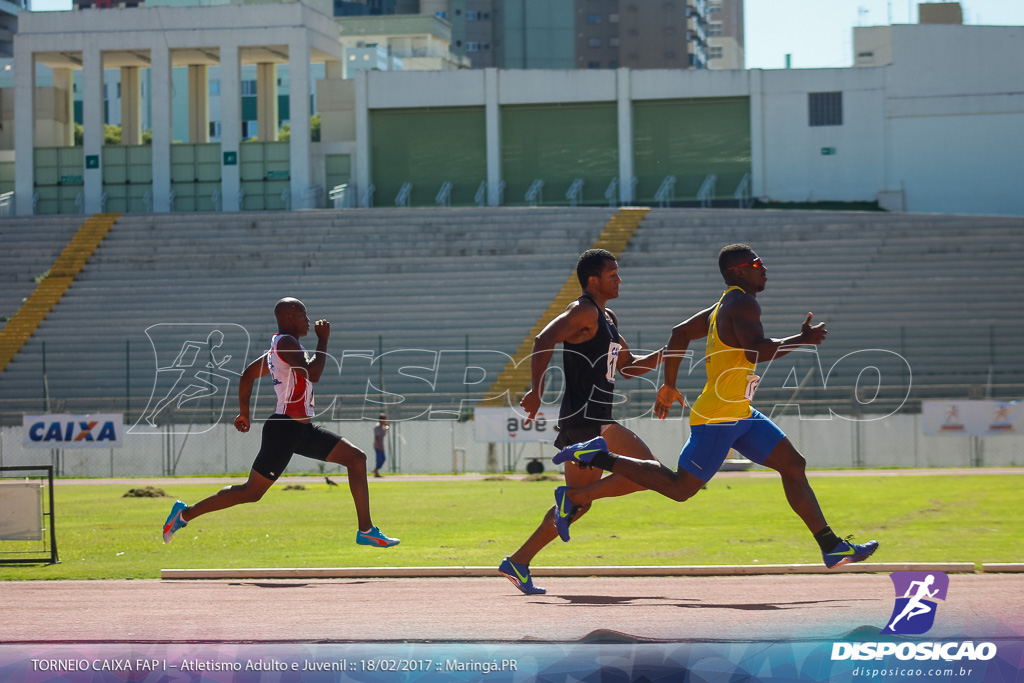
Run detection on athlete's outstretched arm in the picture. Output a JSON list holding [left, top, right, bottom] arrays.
[[616, 334, 664, 378], [234, 353, 270, 433], [728, 298, 826, 363], [276, 319, 331, 382], [520, 303, 599, 425], [653, 306, 714, 419]]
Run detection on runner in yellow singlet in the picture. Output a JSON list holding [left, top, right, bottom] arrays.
[[552, 244, 879, 568]]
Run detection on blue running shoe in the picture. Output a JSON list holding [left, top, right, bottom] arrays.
[[357, 526, 400, 548], [552, 436, 608, 467], [162, 500, 189, 544], [823, 538, 879, 568], [553, 486, 576, 543], [498, 557, 546, 595]]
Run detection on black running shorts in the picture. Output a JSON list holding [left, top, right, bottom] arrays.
[[251, 414, 340, 481], [553, 423, 604, 450]]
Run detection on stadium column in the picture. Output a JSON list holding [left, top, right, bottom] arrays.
[[121, 67, 142, 146], [150, 43, 172, 213], [288, 33, 313, 210], [188, 65, 210, 144], [220, 42, 242, 212], [82, 45, 104, 214], [748, 68, 766, 199], [256, 63, 278, 142], [616, 67, 634, 205], [52, 68, 75, 147], [354, 70, 370, 207], [484, 67, 501, 207], [13, 41, 35, 216]]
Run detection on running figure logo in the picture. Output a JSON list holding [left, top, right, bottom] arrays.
[[880, 571, 949, 635], [133, 324, 250, 433]]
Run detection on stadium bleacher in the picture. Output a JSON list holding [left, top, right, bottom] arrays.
[[0, 207, 1022, 425]]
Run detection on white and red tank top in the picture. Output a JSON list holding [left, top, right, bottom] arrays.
[[267, 334, 314, 418]]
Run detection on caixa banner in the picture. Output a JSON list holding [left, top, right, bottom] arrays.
[[22, 414, 124, 448]]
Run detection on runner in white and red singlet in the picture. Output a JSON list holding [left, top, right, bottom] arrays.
[[161, 297, 399, 549]]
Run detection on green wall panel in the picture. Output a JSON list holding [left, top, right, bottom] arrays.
[[33, 147, 84, 214], [501, 102, 617, 206], [325, 154, 351, 194], [633, 97, 751, 203], [370, 107, 486, 207]]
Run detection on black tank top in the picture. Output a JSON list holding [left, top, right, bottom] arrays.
[[558, 295, 622, 429]]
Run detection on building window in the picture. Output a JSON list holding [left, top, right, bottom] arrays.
[[708, 46, 723, 59], [588, 37, 601, 48], [209, 80, 221, 96], [434, 10, 446, 19], [609, 13, 618, 23], [466, 11, 478, 20], [587, 61, 601, 69], [708, 0, 721, 13], [808, 91, 843, 126], [609, 60, 618, 68], [708, 21, 723, 36], [466, 42, 490, 51], [241, 80, 257, 96], [209, 121, 221, 138], [587, 13, 600, 23], [609, 37, 620, 47]]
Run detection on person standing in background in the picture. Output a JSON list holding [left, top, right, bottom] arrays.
[[372, 413, 389, 478]]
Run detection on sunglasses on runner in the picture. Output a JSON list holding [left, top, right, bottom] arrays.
[[728, 257, 764, 270]]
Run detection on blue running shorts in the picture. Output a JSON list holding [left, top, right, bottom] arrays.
[[678, 409, 786, 482]]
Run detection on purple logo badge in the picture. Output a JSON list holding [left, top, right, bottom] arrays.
[[880, 571, 949, 635]]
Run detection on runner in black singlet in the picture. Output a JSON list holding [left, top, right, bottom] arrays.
[[499, 249, 664, 595]]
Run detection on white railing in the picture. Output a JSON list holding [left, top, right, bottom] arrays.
[[566, 178, 584, 207], [142, 191, 153, 213], [306, 184, 324, 208], [497, 180, 506, 206], [654, 175, 676, 208], [604, 177, 618, 207], [211, 189, 222, 211], [395, 182, 412, 207], [330, 183, 355, 209], [0, 191, 13, 217], [734, 172, 752, 209], [697, 173, 717, 208], [237, 189, 245, 208], [281, 189, 291, 211], [627, 176, 638, 205], [361, 184, 375, 208], [32, 193, 39, 215], [75, 193, 85, 214], [436, 181, 452, 207], [525, 179, 544, 206], [168, 189, 176, 213], [475, 180, 487, 207]]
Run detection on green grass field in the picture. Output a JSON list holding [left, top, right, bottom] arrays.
[[1, 473, 1021, 580]]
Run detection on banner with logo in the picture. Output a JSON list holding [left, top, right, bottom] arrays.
[[473, 407, 556, 443], [22, 414, 124, 448], [921, 401, 1021, 437]]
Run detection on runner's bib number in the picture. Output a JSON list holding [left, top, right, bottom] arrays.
[[606, 342, 622, 383]]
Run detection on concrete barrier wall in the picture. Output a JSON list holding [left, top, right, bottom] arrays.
[[1, 414, 1021, 477]]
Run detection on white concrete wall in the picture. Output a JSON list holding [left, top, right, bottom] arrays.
[[883, 25, 1024, 216], [758, 67, 887, 204], [2, 415, 1021, 476]]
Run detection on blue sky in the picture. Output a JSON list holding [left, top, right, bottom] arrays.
[[26, 0, 1024, 70]]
